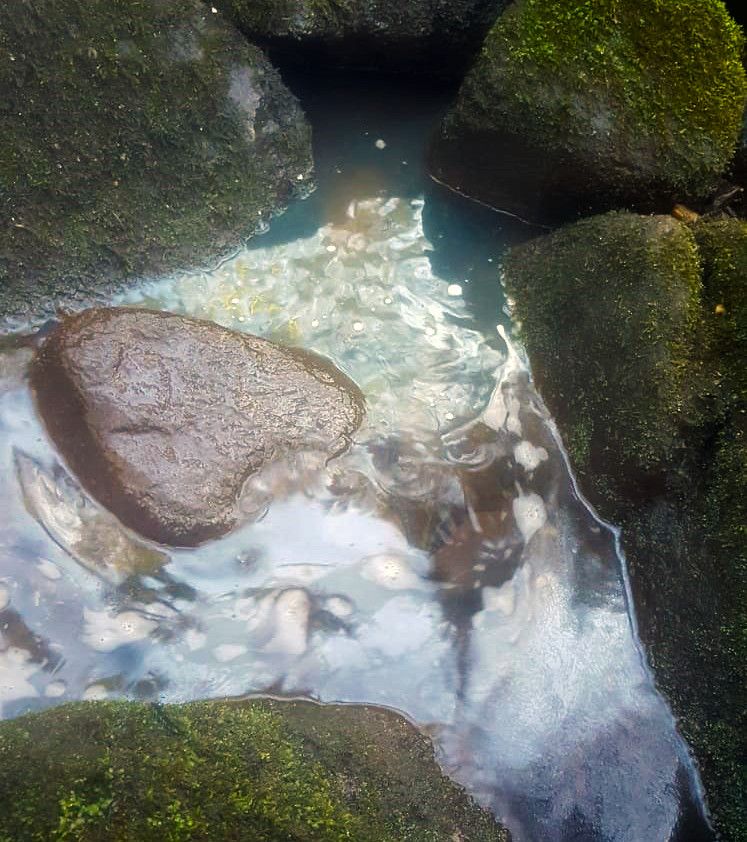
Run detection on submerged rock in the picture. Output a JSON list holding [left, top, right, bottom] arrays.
[[503, 211, 747, 840], [15, 450, 169, 584], [213, 0, 506, 75], [0, 0, 312, 324], [0, 698, 510, 840], [31, 308, 364, 546], [430, 0, 747, 224]]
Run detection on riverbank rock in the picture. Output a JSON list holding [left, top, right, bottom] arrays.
[[503, 211, 747, 840], [504, 211, 704, 499], [212, 0, 506, 75], [430, 0, 747, 224], [0, 0, 312, 325], [31, 308, 364, 546], [0, 698, 510, 841]]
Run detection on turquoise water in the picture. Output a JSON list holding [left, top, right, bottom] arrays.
[[0, 74, 712, 841]]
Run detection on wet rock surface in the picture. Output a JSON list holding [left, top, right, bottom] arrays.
[[31, 308, 364, 546], [213, 0, 506, 75], [0, 698, 510, 841], [0, 0, 312, 325], [429, 0, 746, 224]]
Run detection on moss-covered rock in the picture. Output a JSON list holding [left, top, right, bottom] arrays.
[[0, 698, 510, 841], [695, 215, 747, 401], [503, 210, 747, 840], [504, 211, 704, 502], [430, 0, 747, 224], [212, 0, 506, 76], [0, 0, 312, 325]]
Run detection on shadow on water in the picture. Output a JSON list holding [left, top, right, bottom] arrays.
[[253, 69, 536, 337], [0, 72, 715, 841]]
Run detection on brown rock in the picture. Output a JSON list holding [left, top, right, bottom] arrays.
[[31, 308, 364, 546]]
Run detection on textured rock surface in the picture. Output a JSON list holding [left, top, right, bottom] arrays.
[[430, 0, 746, 224], [504, 211, 704, 496], [504, 212, 747, 841], [213, 0, 506, 75], [0, 698, 511, 841], [31, 308, 364, 546], [0, 0, 312, 324]]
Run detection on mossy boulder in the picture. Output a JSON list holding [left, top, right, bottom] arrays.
[[503, 210, 747, 840], [212, 0, 506, 75], [504, 211, 704, 502], [0, 0, 312, 325], [430, 0, 747, 224], [0, 698, 510, 841]]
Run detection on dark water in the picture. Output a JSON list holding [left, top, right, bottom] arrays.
[[0, 73, 713, 841]]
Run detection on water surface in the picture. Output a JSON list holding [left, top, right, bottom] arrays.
[[0, 75, 712, 842]]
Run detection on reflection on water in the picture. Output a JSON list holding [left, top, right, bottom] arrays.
[[0, 76, 711, 841]]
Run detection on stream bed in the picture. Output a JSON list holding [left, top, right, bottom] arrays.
[[0, 75, 713, 841]]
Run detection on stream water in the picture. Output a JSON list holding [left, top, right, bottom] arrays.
[[0, 74, 713, 841]]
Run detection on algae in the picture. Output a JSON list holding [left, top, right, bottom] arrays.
[[0, 698, 510, 841]]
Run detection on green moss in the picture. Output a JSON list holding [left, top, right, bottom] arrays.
[[437, 0, 746, 217], [0, 699, 509, 841], [621, 420, 747, 842], [0, 0, 312, 323], [504, 211, 704, 498], [694, 216, 747, 404]]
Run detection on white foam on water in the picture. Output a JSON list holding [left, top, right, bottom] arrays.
[[82, 609, 158, 653], [514, 440, 548, 472], [0, 648, 39, 712], [512, 492, 547, 544]]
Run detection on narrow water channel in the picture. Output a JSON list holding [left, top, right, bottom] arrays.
[[0, 73, 713, 841]]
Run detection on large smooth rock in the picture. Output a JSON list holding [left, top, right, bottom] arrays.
[[503, 212, 747, 840], [0, 698, 510, 840], [0, 0, 312, 324], [213, 0, 506, 75], [31, 308, 364, 546], [430, 0, 747, 224]]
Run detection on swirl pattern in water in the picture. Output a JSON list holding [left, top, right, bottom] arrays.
[[0, 196, 708, 841]]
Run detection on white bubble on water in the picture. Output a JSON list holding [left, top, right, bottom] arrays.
[[213, 644, 247, 663], [0, 583, 10, 611], [325, 596, 354, 618], [0, 648, 39, 711], [514, 441, 548, 472], [360, 553, 425, 591], [513, 492, 547, 545], [82, 609, 158, 652], [44, 680, 66, 698], [82, 684, 109, 701]]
